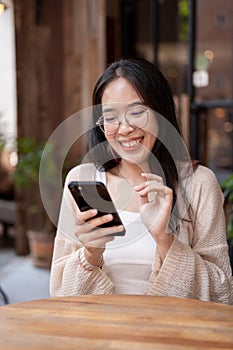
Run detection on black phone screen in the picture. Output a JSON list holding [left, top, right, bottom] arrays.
[[68, 181, 125, 236]]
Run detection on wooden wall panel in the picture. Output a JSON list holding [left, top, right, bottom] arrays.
[[63, 0, 106, 116], [14, 0, 106, 254]]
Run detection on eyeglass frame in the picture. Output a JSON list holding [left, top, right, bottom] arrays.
[[95, 105, 150, 135]]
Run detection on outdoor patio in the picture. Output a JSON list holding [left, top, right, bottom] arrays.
[[0, 236, 50, 306]]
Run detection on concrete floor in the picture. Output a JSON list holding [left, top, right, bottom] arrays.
[[0, 245, 50, 306]]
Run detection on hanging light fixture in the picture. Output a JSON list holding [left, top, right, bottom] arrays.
[[0, 1, 7, 16]]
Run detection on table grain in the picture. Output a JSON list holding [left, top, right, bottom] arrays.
[[0, 295, 232, 349]]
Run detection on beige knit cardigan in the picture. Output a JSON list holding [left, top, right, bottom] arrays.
[[50, 164, 233, 304]]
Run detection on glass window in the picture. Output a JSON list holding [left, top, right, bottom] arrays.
[[195, 0, 233, 101]]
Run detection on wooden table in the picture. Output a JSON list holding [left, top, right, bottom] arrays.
[[0, 295, 232, 349]]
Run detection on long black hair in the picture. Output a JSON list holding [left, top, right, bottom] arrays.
[[87, 58, 193, 229]]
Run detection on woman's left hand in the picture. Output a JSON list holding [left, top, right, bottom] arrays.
[[134, 173, 174, 259]]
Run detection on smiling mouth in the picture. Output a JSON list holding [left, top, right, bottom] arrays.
[[120, 137, 143, 148]]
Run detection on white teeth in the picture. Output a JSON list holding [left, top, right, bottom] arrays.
[[121, 139, 141, 148]]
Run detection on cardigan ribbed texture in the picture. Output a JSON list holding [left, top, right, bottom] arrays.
[[50, 164, 233, 304]]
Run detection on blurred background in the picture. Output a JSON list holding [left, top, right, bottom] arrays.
[[0, 0, 233, 304]]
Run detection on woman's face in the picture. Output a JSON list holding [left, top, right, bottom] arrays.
[[101, 77, 158, 166]]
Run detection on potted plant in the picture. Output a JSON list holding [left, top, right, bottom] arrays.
[[221, 173, 233, 273], [0, 129, 16, 245], [0, 128, 15, 200], [13, 137, 57, 268]]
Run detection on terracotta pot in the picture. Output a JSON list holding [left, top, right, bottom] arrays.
[[27, 230, 55, 268]]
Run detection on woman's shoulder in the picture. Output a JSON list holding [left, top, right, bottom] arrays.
[[193, 164, 219, 185], [178, 162, 219, 186], [65, 163, 97, 182], [192, 164, 223, 200]]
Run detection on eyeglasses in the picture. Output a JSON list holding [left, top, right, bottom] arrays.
[[96, 106, 149, 135]]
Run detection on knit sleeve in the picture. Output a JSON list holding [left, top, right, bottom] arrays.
[[146, 166, 233, 304], [50, 234, 114, 296], [50, 165, 114, 296]]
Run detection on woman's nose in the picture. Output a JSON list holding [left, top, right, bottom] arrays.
[[117, 115, 134, 134], [118, 120, 134, 134]]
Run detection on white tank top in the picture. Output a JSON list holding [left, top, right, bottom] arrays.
[[96, 169, 156, 294]]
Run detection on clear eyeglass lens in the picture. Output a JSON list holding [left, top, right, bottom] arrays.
[[97, 107, 148, 135], [126, 108, 148, 128]]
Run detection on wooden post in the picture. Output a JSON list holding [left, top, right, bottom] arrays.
[[13, 0, 106, 254]]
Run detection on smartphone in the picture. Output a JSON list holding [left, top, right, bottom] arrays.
[[68, 181, 125, 236]]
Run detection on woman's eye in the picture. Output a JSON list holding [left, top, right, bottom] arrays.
[[130, 109, 145, 116], [104, 116, 118, 123]]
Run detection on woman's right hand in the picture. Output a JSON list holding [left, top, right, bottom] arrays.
[[75, 209, 123, 267]]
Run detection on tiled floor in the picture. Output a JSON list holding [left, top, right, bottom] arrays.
[[0, 244, 50, 306]]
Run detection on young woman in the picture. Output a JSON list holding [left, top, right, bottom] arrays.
[[50, 58, 232, 304]]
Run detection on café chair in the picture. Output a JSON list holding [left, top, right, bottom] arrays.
[[0, 285, 9, 305]]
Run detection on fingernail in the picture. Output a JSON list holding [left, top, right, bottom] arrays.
[[105, 214, 112, 220], [91, 209, 97, 215]]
